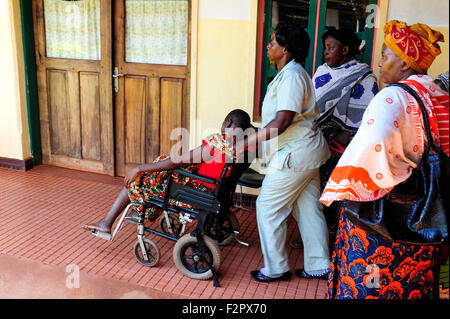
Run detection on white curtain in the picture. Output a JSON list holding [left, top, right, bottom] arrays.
[[125, 0, 189, 65], [44, 0, 101, 60]]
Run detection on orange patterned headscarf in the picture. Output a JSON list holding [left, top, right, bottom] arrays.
[[384, 20, 444, 73]]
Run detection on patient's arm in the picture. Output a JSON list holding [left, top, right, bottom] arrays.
[[124, 145, 215, 188]]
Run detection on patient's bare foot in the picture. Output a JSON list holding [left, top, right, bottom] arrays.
[[82, 221, 111, 234]]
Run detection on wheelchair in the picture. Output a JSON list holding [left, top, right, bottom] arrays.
[[91, 151, 263, 286]]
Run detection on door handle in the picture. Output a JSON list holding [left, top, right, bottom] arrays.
[[113, 67, 124, 92], [113, 66, 124, 77]]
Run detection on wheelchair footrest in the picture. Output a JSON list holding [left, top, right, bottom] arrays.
[[91, 229, 112, 241]]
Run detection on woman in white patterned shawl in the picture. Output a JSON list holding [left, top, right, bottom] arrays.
[[314, 28, 378, 182], [313, 27, 378, 242]]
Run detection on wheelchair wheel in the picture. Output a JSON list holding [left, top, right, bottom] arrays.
[[134, 238, 160, 267], [204, 212, 239, 246], [173, 234, 221, 280], [159, 212, 182, 238]]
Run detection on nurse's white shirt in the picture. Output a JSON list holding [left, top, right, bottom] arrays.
[[261, 60, 330, 171]]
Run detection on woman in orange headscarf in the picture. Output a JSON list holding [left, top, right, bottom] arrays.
[[322, 20, 448, 299]]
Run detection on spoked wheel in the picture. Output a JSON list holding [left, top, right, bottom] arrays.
[[134, 238, 160, 267], [204, 212, 239, 246], [173, 234, 221, 280], [159, 212, 183, 238]]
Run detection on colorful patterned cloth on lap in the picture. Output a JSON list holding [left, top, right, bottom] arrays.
[[128, 155, 212, 220], [128, 133, 233, 219]]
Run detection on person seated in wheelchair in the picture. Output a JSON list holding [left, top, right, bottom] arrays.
[[82, 109, 256, 235]]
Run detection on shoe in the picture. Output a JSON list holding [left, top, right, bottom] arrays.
[[294, 269, 329, 280], [250, 270, 291, 282]]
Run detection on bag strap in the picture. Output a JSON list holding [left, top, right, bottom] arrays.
[[388, 82, 443, 156], [343, 71, 374, 123]]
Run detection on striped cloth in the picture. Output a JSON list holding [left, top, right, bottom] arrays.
[[402, 77, 449, 153]]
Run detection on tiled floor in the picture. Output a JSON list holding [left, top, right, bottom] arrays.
[[0, 165, 328, 299]]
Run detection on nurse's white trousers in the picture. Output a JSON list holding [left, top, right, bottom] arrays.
[[255, 166, 330, 275]]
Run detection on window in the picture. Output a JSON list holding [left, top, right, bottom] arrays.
[[43, 0, 101, 60], [125, 0, 189, 65]]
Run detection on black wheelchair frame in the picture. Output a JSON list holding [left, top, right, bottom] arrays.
[[149, 157, 254, 286]]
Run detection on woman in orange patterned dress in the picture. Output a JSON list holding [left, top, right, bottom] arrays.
[[82, 109, 254, 235], [321, 20, 448, 299]]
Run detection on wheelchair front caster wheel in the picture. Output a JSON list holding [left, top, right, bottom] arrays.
[[134, 238, 160, 267], [173, 234, 221, 280], [159, 212, 182, 238]]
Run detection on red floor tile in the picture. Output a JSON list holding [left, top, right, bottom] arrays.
[[0, 165, 331, 299]]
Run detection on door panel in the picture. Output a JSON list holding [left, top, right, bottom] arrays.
[[47, 70, 70, 156], [160, 78, 184, 156], [33, 0, 113, 175], [67, 71, 81, 159], [80, 72, 101, 161], [114, 0, 190, 176], [147, 77, 161, 163], [124, 76, 146, 165]]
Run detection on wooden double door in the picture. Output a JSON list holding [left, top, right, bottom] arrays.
[[32, 0, 190, 176]]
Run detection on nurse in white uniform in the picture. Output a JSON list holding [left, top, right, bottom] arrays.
[[236, 22, 331, 281]]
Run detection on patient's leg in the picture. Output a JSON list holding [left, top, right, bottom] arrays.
[[82, 188, 130, 234]]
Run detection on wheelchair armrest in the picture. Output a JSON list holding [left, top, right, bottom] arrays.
[[169, 168, 218, 186], [167, 179, 221, 214]]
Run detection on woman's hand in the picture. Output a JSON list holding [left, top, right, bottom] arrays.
[[124, 165, 142, 188]]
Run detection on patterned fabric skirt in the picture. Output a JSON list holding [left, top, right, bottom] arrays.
[[127, 155, 213, 220], [326, 211, 440, 299]]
